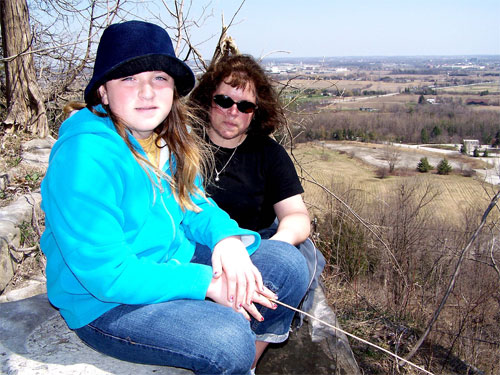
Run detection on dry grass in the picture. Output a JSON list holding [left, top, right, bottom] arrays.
[[282, 76, 500, 113], [322, 274, 490, 375], [437, 82, 500, 94], [284, 78, 434, 93], [293, 142, 496, 225]]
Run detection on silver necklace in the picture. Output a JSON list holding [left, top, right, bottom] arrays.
[[214, 146, 238, 181]]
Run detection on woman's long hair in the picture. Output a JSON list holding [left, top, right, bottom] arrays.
[[86, 88, 208, 212]]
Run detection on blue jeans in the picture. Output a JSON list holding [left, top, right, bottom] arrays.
[[74, 239, 309, 375]]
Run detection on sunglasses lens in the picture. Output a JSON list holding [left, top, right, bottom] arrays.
[[237, 101, 257, 113], [213, 95, 234, 109], [213, 95, 256, 114]]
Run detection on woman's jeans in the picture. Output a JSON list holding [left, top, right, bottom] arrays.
[[74, 239, 309, 375]]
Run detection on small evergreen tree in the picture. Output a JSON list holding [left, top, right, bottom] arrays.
[[492, 131, 500, 148], [418, 94, 426, 104], [483, 149, 489, 157], [431, 125, 442, 140], [437, 159, 452, 175], [473, 147, 480, 157], [420, 128, 429, 143], [417, 157, 433, 173]]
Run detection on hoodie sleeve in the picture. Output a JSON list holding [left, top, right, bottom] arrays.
[[180, 176, 261, 254], [42, 132, 213, 305]]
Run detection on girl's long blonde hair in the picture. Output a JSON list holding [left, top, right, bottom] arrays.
[[82, 87, 209, 212]]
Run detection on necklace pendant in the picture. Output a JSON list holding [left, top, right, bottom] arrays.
[[214, 145, 238, 184]]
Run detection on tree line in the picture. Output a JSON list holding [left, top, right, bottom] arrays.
[[292, 98, 500, 145]]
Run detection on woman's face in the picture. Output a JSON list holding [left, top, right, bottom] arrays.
[[98, 71, 174, 139], [208, 80, 257, 148]]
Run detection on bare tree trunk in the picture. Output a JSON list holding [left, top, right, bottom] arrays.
[[0, 0, 48, 137]]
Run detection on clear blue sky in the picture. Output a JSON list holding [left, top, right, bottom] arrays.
[[187, 0, 500, 58]]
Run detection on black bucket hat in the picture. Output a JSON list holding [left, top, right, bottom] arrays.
[[84, 20, 195, 102]]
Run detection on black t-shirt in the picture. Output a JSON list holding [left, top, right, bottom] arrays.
[[205, 134, 304, 232]]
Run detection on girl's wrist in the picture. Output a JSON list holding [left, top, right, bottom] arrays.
[[215, 235, 242, 247]]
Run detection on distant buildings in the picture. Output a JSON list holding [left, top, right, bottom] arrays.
[[264, 62, 350, 76]]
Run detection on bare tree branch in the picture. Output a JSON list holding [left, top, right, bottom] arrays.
[[401, 189, 500, 366], [490, 237, 500, 279]]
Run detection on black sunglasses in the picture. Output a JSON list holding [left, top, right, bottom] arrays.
[[213, 94, 257, 114]]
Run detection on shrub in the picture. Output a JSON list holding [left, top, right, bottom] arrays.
[[437, 159, 452, 175], [416, 157, 433, 173], [461, 168, 475, 177], [376, 167, 389, 179]]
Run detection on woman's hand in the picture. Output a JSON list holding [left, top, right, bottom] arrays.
[[206, 273, 277, 321], [211, 236, 262, 308]]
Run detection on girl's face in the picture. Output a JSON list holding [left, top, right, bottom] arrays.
[[98, 71, 174, 139]]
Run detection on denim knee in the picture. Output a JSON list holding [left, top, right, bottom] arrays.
[[254, 239, 309, 296], [203, 320, 256, 374], [249, 240, 309, 341]]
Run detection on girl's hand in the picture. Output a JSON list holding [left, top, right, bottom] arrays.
[[211, 236, 262, 308], [206, 274, 278, 321]]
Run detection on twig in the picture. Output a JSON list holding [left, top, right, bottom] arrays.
[[401, 189, 500, 365], [9, 244, 39, 253], [25, 194, 42, 238], [490, 237, 500, 279]]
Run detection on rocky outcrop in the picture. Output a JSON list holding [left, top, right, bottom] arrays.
[[0, 287, 360, 375], [0, 137, 53, 293], [0, 293, 193, 375], [0, 193, 42, 293]]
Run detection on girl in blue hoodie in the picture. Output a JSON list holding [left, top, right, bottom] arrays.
[[40, 21, 308, 374]]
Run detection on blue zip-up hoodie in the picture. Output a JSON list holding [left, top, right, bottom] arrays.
[[40, 107, 260, 329]]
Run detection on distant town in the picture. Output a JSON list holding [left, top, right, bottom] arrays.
[[260, 55, 500, 81]]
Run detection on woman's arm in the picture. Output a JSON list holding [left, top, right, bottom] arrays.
[[271, 194, 311, 246]]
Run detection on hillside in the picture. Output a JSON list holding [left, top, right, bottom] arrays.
[[292, 141, 500, 374]]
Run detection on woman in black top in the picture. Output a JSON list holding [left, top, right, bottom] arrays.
[[189, 54, 311, 246], [189, 54, 320, 369]]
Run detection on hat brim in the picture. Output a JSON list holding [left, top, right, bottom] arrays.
[[84, 54, 195, 102]]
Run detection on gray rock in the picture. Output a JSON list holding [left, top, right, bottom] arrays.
[[21, 137, 55, 168], [258, 286, 361, 375], [0, 278, 46, 303], [0, 193, 42, 292], [0, 193, 41, 223], [0, 289, 360, 375], [0, 219, 19, 293], [0, 294, 193, 375]]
